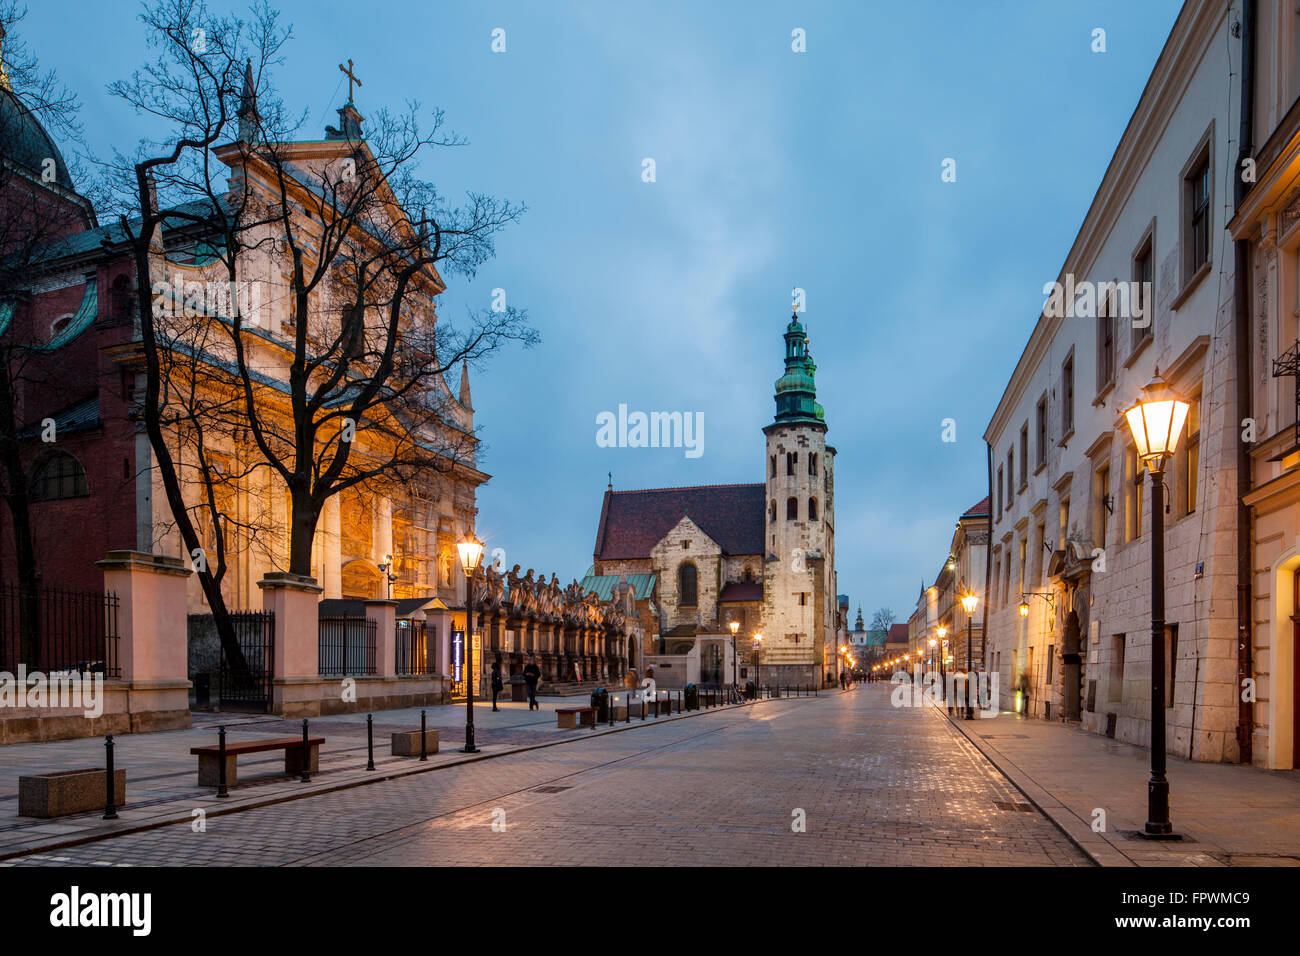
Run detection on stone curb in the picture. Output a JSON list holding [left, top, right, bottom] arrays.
[[927, 702, 1131, 867], [0, 693, 816, 861]]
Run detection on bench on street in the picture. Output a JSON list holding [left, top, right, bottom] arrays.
[[556, 707, 596, 729], [190, 736, 325, 788]]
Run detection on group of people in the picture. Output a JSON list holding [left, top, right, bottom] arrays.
[[489, 653, 544, 711], [839, 668, 868, 690]]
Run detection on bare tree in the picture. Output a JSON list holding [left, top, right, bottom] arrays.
[[102, 0, 534, 673], [869, 607, 896, 635]]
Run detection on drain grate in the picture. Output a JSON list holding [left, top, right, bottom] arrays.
[[532, 785, 573, 794], [993, 800, 1036, 812]]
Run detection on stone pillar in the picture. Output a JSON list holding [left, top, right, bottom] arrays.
[[97, 551, 192, 684], [367, 599, 398, 677], [259, 572, 321, 681]]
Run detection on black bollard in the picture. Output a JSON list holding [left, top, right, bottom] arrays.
[[103, 734, 118, 820], [640, 696, 645, 720], [626, 695, 631, 723], [420, 710, 428, 761], [300, 719, 311, 783], [366, 713, 375, 771], [654, 694, 660, 717], [216, 725, 229, 798], [609, 696, 616, 727]]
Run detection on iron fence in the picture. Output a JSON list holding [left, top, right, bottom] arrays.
[[395, 620, 435, 676], [215, 611, 275, 710], [0, 584, 120, 676], [318, 616, 377, 676]]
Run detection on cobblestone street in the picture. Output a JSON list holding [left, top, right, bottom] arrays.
[[2, 687, 1088, 867]]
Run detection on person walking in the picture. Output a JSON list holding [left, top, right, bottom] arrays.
[[490, 656, 504, 712], [523, 654, 541, 711]]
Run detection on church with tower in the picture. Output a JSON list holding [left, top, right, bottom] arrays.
[[589, 312, 839, 687]]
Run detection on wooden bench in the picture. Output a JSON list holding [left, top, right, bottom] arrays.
[[190, 737, 324, 788], [556, 707, 596, 729]]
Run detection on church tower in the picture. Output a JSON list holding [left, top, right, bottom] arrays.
[[761, 311, 836, 685]]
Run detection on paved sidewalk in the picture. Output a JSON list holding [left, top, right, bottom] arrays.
[[0, 691, 757, 858], [941, 706, 1300, 866]]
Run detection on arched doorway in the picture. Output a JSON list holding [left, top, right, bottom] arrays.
[[341, 560, 381, 599], [1062, 608, 1082, 721], [627, 635, 638, 673]]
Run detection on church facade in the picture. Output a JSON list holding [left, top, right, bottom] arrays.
[[590, 313, 839, 686]]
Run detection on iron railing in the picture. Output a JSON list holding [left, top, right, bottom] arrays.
[[395, 620, 435, 676], [0, 584, 120, 676], [318, 616, 377, 676], [216, 611, 275, 710]]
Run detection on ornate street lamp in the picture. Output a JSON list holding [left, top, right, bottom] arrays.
[[377, 552, 397, 600], [961, 591, 979, 719], [752, 633, 763, 693], [936, 625, 948, 711], [1124, 370, 1189, 840], [456, 535, 485, 754], [729, 619, 740, 688]]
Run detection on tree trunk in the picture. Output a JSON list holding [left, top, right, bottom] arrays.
[[0, 359, 41, 667], [287, 485, 319, 579]]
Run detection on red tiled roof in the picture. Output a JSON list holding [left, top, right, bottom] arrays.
[[718, 581, 763, 603], [887, 623, 909, 643], [962, 496, 990, 518], [594, 484, 765, 560]]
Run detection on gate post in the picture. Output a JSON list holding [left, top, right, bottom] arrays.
[[258, 572, 322, 716]]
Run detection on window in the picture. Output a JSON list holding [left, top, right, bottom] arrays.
[[809, 453, 818, 476], [1124, 446, 1143, 542], [798, 593, 807, 606], [1185, 150, 1211, 278], [1007, 449, 1014, 505], [677, 564, 698, 607], [997, 466, 1004, 520], [770, 456, 776, 478], [1164, 624, 1178, 708], [1019, 424, 1028, 488], [1036, 396, 1048, 470], [1093, 465, 1110, 550], [1110, 634, 1126, 701], [1097, 290, 1115, 390], [30, 452, 89, 501], [1047, 644, 1055, 684], [49, 314, 75, 339], [769, 499, 777, 522], [786, 452, 797, 475], [808, 497, 819, 521], [786, 497, 798, 520], [1058, 497, 1070, 549], [1018, 538, 1027, 596], [1178, 398, 1200, 517], [1062, 353, 1075, 434], [1132, 232, 1154, 349]]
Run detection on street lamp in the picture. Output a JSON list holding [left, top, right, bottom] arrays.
[[377, 552, 397, 599], [1124, 369, 1189, 840], [752, 633, 762, 693], [729, 620, 740, 687], [456, 535, 485, 754], [961, 591, 979, 719], [936, 625, 948, 710]]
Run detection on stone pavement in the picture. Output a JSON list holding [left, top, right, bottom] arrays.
[[0, 691, 718, 858], [0, 685, 1089, 866], [941, 704, 1300, 866]]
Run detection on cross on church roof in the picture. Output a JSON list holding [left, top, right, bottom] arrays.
[[339, 58, 362, 102]]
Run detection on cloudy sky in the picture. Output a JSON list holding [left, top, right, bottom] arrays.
[[24, 0, 1183, 619]]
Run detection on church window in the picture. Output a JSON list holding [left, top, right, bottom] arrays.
[[678, 564, 698, 607], [786, 452, 797, 475], [743, 566, 754, 582], [30, 451, 89, 501], [769, 499, 776, 521], [770, 456, 776, 478], [786, 497, 798, 520], [798, 593, 807, 606], [808, 497, 818, 520], [809, 453, 818, 476]]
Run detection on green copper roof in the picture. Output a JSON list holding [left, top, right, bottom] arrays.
[[772, 311, 825, 426], [579, 574, 657, 602]]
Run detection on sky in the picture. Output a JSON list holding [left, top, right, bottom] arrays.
[[21, 0, 1185, 620]]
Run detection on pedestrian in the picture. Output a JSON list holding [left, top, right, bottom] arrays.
[[490, 656, 504, 711], [523, 654, 541, 711]]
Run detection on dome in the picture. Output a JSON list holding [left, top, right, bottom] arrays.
[[0, 87, 74, 191]]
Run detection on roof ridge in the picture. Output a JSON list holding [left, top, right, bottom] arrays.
[[610, 482, 764, 495]]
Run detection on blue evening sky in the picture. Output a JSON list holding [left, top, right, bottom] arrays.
[[24, 0, 1183, 620]]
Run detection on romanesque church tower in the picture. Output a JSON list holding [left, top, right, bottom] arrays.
[[761, 312, 837, 684]]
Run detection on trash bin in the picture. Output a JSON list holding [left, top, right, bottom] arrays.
[[509, 675, 527, 702]]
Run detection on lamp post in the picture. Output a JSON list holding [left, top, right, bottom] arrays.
[[456, 536, 485, 754], [1124, 370, 1189, 840], [937, 625, 948, 711], [729, 620, 740, 686], [961, 592, 979, 719], [377, 552, 397, 600], [752, 633, 762, 693]]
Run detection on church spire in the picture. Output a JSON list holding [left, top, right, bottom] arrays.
[[237, 59, 259, 144], [458, 361, 473, 411], [771, 308, 825, 427]]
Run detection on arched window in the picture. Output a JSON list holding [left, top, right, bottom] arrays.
[[769, 499, 776, 522], [30, 451, 89, 501], [743, 566, 754, 582], [769, 455, 776, 478], [678, 564, 698, 607], [808, 497, 819, 521], [786, 497, 798, 521], [809, 453, 818, 476], [49, 314, 75, 339]]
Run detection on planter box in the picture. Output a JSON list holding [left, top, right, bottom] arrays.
[[391, 729, 439, 756], [19, 768, 126, 818]]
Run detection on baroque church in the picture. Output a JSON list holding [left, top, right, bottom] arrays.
[[589, 313, 839, 686]]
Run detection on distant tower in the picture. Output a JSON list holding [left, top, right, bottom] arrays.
[[761, 311, 836, 684]]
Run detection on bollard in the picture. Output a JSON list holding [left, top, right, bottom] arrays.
[[300, 719, 311, 783], [366, 713, 376, 771], [626, 694, 631, 723], [103, 734, 118, 820], [420, 710, 428, 761], [641, 696, 646, 720], [216, 725, 229, 798], [610, 696, 616, 727]]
